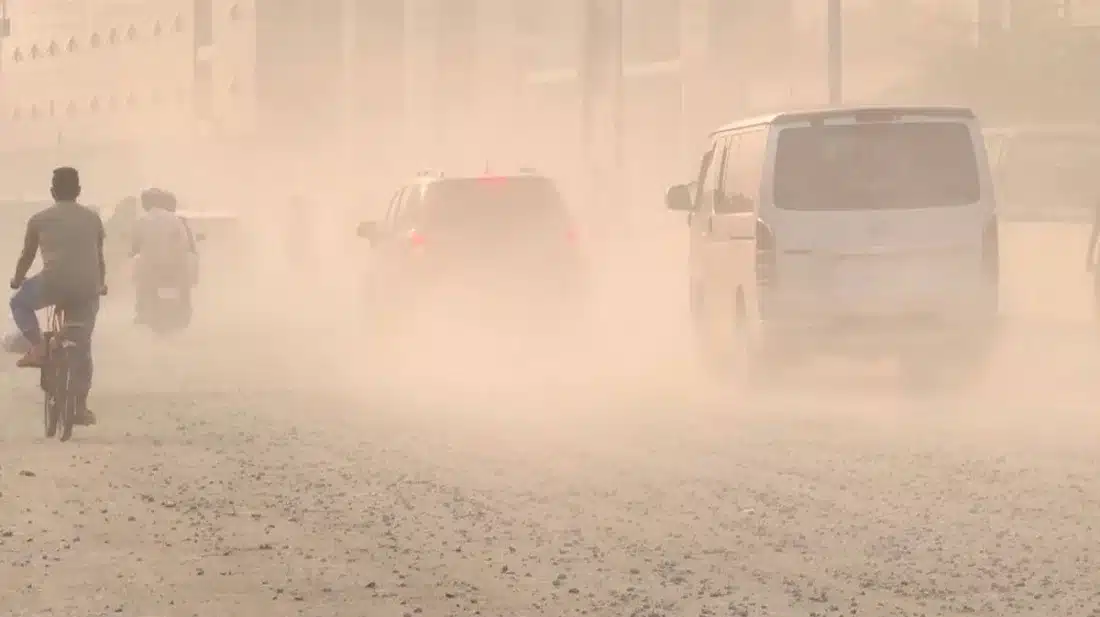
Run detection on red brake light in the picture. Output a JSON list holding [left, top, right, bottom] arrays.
[[408, 229, 425, 246], [566, 228, 578, 244], [478, 176, 507, 186], [756, 220, 777, 319]]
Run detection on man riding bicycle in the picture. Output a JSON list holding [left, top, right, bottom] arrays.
[[9, 167, 106, 426]]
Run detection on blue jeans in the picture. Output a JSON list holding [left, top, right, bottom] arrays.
[[10, 274, 99, 402]]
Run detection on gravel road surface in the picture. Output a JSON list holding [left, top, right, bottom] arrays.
[[3, 225, 1099, 617]]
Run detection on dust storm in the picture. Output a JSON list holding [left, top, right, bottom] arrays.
[[2, 2, 1100, 617]]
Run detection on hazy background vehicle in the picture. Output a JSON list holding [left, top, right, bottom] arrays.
[[985, 125, 1100, 223], [355, 171, 588, 366]]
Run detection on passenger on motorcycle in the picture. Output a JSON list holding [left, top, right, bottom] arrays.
[[132, 188, 195, 325]]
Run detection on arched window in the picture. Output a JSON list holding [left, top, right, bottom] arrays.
[[66, 101, 77, 117], [12, 47, 22, 62], [66, 38, 78, 52], [126, 25, 138, 40], [125, 93, 136, 106], [90, 33, 101, 48], [153, 21, 162, 36], [227, 78, 239, 95], [107, 95, 117, 110], [108, 28, 118, 44], [229, 4, 241, 19], [47, 41, 59, 56], [29, 104, 39, 119], [11, 107, 20, 121], [29, 44, 39, 59], [172, 15, 184, 32], [90, 97, 100, 112]]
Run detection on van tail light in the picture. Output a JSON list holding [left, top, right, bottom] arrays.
[[408, 229, 426, 247], [755, 219, 777, 288], [756, 219, 777, 319], [566, 227, 579, 244]]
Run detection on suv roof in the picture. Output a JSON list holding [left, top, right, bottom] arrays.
[[409, 169, 544, 184]]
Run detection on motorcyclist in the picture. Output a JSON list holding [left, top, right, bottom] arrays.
[[8, 167, 105, 426], [132, 188, 194, 325], [106, 196, 138, 244]]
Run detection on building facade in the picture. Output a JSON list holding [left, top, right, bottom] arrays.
[[0, 0, 802, 201], [0, 0, 254, 200]]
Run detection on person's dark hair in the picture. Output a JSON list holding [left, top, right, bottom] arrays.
[[51, 166, 81, 201], [140, 188, 164, 211]]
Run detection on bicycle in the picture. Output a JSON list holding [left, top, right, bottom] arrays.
[[40, 306, 80, 442]]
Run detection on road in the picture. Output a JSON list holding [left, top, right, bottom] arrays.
[[2, 223, 1100, 617]]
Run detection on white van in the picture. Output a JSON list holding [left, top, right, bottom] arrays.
[[667, 105, 1000, 388]]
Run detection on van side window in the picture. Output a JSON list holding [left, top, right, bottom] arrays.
[[396, 186, 423, 228], [720, 129, 767, 213], [696, 136, 730, 213], [385, 187, 406, 228]]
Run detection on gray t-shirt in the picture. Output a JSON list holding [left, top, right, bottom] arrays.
[[28, 201, 104, 300]]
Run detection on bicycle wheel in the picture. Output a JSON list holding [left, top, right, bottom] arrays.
[[43, 332, 61, 438], [55, 343, 76, 442]]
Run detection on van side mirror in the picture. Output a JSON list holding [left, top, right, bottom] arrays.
[[665, 184, 693, 211], [356, 220, 378, 241], [714, 192, 752, 215]]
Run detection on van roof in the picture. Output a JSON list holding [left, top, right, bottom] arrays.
[[711, 105, 976, 135]]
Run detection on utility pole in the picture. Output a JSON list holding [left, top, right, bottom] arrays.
[[611, 0, 623, 196], [580, 0, 599, 200], [0, 0, 9, 109], [580, 0, 624, 210], [340, 0, 356, 176], [827, 0, 842, 104]]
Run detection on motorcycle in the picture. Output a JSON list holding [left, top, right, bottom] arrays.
[[134, 234, 203, 335], [136, 282, 192, 334]]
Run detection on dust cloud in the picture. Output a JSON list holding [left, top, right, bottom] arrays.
[[4, 2, 1100, 616]]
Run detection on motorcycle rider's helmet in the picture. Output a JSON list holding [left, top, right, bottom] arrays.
[[140, 188, 171, 211], [162, 191, 178, 213]]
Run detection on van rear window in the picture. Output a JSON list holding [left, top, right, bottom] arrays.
[[773, 122, 981, 211]]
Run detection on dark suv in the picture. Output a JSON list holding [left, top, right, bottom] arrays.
[[355, 171, 588, 338]]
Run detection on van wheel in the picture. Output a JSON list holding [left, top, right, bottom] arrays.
[[692, 286, 733, 379], [723, 287, 778, 389], [734, 289, 784, 390]]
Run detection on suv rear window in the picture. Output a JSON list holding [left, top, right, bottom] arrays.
[[773, 122, 981, 211], [421, 176, 570, 235]]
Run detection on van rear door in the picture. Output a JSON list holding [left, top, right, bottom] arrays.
[[765, 114, 994, 315]]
